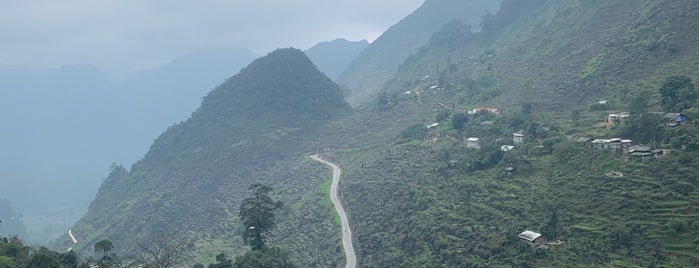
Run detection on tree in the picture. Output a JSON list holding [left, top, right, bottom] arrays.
[[137, 232, 188, 268], [571, 109, 581, 126], [239, 184, 283, 250], [628, 91, 649, 115], [93, 240, 118, 268], [28, 247, 60, 268], [59, 250, 80, 268], [659, 75, 696, 112], [208, 253, 232, 268], [451, 113, 469, 130]]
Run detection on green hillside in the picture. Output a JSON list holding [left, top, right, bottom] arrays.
[[337, 0, 500, 105], [55, 0, 699, 267], [328, 0, 699, 266]]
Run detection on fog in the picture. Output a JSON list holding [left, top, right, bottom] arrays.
[[0, 0, 424, 243], [1, 0, 423, 79]]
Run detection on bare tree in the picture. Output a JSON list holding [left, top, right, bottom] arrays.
[[137, 232, 189, 268]]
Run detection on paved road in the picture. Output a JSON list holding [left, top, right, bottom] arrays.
[[311, 155, 357, 268]]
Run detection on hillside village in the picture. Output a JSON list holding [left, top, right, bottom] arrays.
[[2, 0, 699, 267]]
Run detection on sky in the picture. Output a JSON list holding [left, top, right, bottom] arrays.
[[0, 0, 424, 77]]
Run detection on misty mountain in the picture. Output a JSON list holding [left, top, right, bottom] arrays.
[[304, 38, 369, 80], [336, 0, 501, 105], [0, 198, 27, 238], [0, 63, 122, 212], [112, 47, 258, 164], [30, 0, 699, 266], [61, 48, 350, 264], [0, 48, 257, 244]]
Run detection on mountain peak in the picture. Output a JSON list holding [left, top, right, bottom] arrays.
[[196, 48, 350, 124]]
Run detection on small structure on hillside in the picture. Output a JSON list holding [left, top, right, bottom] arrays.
[[469, 107, 500, 115], [427, 123, 440, 129], [513, 133, 525, 143], [466, 137, 481, 149], [518, 230, 547, 246], [591, 138, 632, 150], [627, 146, 669, 158], [664, 113, 688, 127], [501, 145, 515, 152], [606, 113, 629, 127]]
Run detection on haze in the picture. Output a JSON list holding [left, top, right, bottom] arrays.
[[1, 0, 423, 79], [0, 0, 423, 243]]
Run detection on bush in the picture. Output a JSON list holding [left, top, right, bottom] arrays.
[[400, 124, 428, 140], [452, 113, 469, 130]]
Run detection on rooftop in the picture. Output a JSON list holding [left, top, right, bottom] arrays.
[[518, 230, 543, 242]]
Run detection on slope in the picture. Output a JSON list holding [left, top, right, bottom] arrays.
[[58, 48, 350, 266], [336, 0, 500, 105], [323, 0, 699, 266]]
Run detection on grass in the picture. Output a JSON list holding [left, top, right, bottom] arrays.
[[317, 176, 341, 226]]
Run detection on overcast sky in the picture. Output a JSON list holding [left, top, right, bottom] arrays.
[[0, 0, 424, 76]]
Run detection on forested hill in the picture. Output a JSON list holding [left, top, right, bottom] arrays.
[[336, 0, 500, 105], [58, 48, 350, 264]]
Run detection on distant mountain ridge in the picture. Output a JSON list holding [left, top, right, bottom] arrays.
[[305, 38, 369, 80], [337, 0, 501, 105]]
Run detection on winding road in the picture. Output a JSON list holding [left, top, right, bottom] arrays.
[[310, 155, 357, 268]]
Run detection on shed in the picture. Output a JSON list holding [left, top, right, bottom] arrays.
[[621, 139, 633, 148], [664, 113, 687, 123], [513, 133, 525, 143], [518, 230, 547, 245], [466, 137, 481, 149], [592, 139, 605, 149], [501, 145, 515, 152]]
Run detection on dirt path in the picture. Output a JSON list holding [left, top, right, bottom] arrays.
[[310, 155, 357, 268]]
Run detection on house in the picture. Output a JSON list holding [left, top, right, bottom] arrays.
[[606, 113, 629, 127], [427, 123, 440, 129], [664, 113, 687, 127], [591, 138, 631, 150], [466, 137, 481, 149], [621, 139, 633, 148], [592, 139, 605, 149], [468, 107, 500, 115], [628, 146, 668, 158], [513, 133, 525, 143], [604, 138, 622, 149], [518, 230, 547, 246]]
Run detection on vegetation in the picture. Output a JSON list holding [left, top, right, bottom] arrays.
[[239, 184, 283, 250], [659, 75, 695, 112], [52, 0, 699, 267]]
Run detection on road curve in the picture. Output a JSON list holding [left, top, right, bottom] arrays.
[[310, 155, 357, 268]]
